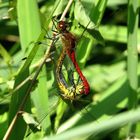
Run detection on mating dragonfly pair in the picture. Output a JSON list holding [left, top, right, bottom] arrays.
[[50, 20, 90, 101]]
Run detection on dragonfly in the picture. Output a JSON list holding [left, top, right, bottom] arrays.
[[54, 20, 90, 101]]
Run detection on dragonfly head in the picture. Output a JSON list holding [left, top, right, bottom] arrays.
[[57, 21, 68, 32]]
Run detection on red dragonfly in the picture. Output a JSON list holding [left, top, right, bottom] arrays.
[[56, 21, 90, 100]]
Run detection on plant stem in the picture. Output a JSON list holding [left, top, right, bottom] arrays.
[[60, 0, 73, 21]]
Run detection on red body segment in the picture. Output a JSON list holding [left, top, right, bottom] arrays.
[[68, 51, 90, 94]]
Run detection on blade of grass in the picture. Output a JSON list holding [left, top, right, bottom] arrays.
[[7, 0, 42, 140], [91, 0, 108, 26], [18, 0, 41, 53], [100, 25, 140, 44], [0, 44, 13, 75], [44, 107, 140, 140], [127, 0, 139, 137], [0, 44, 11, 64]]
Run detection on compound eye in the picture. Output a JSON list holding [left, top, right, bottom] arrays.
[[58, 21, 67, 31], [59, 23, 63, 28]]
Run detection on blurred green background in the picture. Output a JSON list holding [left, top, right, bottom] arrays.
[[0, 0, 140, 140]]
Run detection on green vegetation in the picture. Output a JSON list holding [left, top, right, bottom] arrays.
[[0, 0, 139, 140]]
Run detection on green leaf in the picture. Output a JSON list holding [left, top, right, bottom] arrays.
[[74, 0, 95, 29], [0, 44, 11, 64], [17, 0, 41, 53], [45, 107, 140, 140], [91, 0, 108, 25], [22, 111, 41, 132]]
